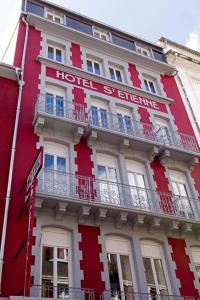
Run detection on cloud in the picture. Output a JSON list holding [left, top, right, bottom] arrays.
[[185, 32, 200, 51]]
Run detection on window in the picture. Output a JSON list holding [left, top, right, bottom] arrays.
[[87, 59, 101, 75], [43, 142, 69, 196], [109, 66, 123, 83], [90, 99, 109, 128], [25, 1, 44, 16], [46, 11, 63, 24], [41, 228, 71, 298], [97, 153, 120, 205], [65, 16, 93, 34], [116, 107, 134, 134], [154, 117, 172, 145], [106, 236, 135, 298], [45, 85, 65, 116], [112, 34, 136, 51], [141, 241, 169, 297], [169, 170, 194, 218], [47, 45, 63, 63], [126, 160, 149, 210], [93, 27, 110, 41], [137, 46, 151, 57], [143, 76, 157, 94], [190, 247, 200, 282]]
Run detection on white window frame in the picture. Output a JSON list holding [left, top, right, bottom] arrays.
[[93, 26, 110, 41], [190, 246, 200, 282], [136, 45, 151, 57], [41, 228, 72, 298], [106, 236, 137, 296], [109, 65, 124, 83], [47, 44, 64, 63], [86, 58, 102, 76], [141, 240, 171, 296], [46, 11, 64, 24], [143, 75, 158, 94]]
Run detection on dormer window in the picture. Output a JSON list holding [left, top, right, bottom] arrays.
[[46, 11, 63, 24], [93, 27, 110, 42], [137, 45, 151, 57]]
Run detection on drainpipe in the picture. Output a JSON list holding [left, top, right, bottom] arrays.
[[0, 16, 29, 294]]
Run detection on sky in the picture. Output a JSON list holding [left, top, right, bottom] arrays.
[[0, 0, 200, 64]]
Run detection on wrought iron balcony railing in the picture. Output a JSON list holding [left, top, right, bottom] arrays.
[[35, 94, 86, 123], [30, 285, 95, 299], [37, 169, 200, 221], [156, 127, 199, 153], [100, 290, 196, 300], [88, 109, 158, 144]]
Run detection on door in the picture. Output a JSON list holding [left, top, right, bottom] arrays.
[[117, 113, 133, 134], [97, 154, 120, 205], [154, 117, 171, 145], [169, 170, 194, 218], [45, 85, 65, 117], [106, 236, 135, 300]]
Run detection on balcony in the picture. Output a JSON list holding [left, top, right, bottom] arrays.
[[36, 169, 200, 230], [33, 94, 87, 140], [157, 127, 200, 164], [30, 285, 94, 299], [100, 290, 196, 300], [87, 110, 160, 156]]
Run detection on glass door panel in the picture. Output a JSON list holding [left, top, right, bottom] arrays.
[[56, 96, 64, 116], [98, 165, 109, 203], [44, 154, 54, 193], [91, 106, 99, 126], [42, 247, 54, 298], [128, 172, 149, 209], [45, 93, 54, 114], [172, 181, 193, 218], [100, 108, 108, 128], [120, 255, 133, 293], [108, 168, 120, 204]]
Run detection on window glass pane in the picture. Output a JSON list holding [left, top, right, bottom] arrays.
[[108, 168, 118, 183], [56, 96, 64, 116], [178, 183, 188, 197], [94, 62, 100, 75], [45, 93, 54, 113], [117, 113, 124, 132], [152, 49, 166, 62], [91, 106, 99, 126], [57, 261, 68, 278], [154, 259, 167, 286], [120, 255, 133, 290], [98, 165, 107, 180], [87, 60, 93, 73], [101, 34, 107, 41], [100, 109, 108, 128], [143, 257, 155, 285], [65, 16, 92, 34], [45, 154, 54, 170], [124, 116, 133, 133], [48, 47, 54, 60], [26, 1, 44, 16], [171, 181, 180, 195], [109, 68, 115, 80], [112, 34, 136, 51], [116, 70, 122, 82], [144, 80, 150, 92], [56, 49, 62, 62], [136, 174, 146, 189], [107, 253, 120, 291], [55, 17, 61, 23], [128, 172, 136, 186], [42, 246, 53, 277], [149, 81, 156, 94], [57, 157, 66, 172]]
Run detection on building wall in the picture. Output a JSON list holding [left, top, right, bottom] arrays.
[[1, 5, 200, 299]]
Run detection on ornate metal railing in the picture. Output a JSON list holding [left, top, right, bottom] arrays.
[[100, 290, 196, 300], [30, 285, 95, 299], [88, 109, 158, 143], [37, 169, 200, 220], [156, 127, 199, 153], [35, 94, 86, 123]]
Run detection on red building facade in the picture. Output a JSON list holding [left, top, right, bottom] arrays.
[[1, 1, 200, 299]]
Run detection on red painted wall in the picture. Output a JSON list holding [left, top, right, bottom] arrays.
[[168, 238, 199, 298], [78, 225, 105, 298], [128, 63, 141, 88], [0, 77, 18, 241], [70, 43, 83, 68], [1, 23, 41, 296]]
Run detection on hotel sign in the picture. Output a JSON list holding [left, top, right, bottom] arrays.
[[46, 67, 167, 112]]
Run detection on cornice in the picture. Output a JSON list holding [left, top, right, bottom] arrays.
[[26, 13, 176, 76], [38, 56, 174, 106]]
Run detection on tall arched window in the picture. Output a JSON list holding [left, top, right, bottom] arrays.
[[140, 240, 169, 297], [106, 235, 135, 298], [41, 227, 72, 298]]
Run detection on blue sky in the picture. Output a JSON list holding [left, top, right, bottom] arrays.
[[1, 0, 200, 63]]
